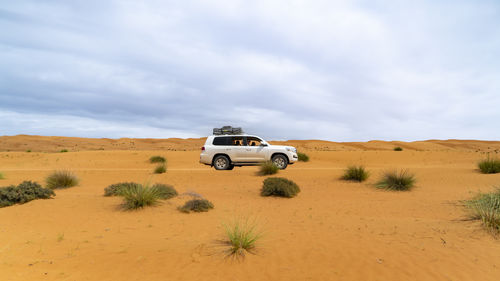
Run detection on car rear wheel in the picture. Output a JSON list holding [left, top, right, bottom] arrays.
[[272, 154, 288, 169], [213, 155, 231, 170]]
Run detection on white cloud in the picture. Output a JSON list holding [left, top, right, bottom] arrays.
[[0, 0, 499, 141]]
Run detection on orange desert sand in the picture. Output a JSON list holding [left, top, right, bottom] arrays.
[[1, 135, 500, 281]]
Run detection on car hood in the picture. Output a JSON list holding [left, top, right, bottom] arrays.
[[268, 144, 295, 150]]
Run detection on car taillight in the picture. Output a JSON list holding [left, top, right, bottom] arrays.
[[201, 146, 205, 151]]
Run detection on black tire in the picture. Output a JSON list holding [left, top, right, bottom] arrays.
[[272, 154, 288, 170], [227, 165, 235, 170], [213, 155, 231, 170]]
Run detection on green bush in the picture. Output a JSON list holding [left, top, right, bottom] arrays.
[[178, 199, 214, 213], [0, 181, 55, 208], [223, 218, 262, 257], [297, 152, 310, 162], [261, 177, 300, 198], [258, 161, 279, 176], [60, 149, 68, 153], [104, 182, 140, 196], [0, 172, 4, 180], [120, 184, 162, 210], [46, 170, 79, 189], [341, 165, 369, 182], [376, 170, 415, 191], [149, 156, 166, 163], [478, 157, 500, 174], [154, 164, 166, 174], [394, 147, 403, 151], [465, 189, 500, 233], [152, 183, 178, 199]]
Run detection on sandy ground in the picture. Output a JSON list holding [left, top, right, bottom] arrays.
[[1, 136, 500, 281]]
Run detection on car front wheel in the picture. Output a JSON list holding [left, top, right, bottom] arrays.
[[272, 154, 288, 169], [213, 155, 231, 170]]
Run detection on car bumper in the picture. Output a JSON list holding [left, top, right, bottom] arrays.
[[199, 153, 212, 165], [289, 152, 298, 164]]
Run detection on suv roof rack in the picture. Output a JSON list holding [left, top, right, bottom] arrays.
[[213, 126, 244, 135]]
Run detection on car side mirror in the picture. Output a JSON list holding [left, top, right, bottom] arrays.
[[260, 143, 268, 147]]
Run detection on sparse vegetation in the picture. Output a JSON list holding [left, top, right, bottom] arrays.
[[223, 218, 262, 257], [154, 164, 166, 174], [341, 165, 369, 182], [394, 147, 403, 151], [26, 150, 31, 153], [60, 149, 68, 153], [45, 170, 79, 189], [478, 156, 500, 174], [153, 183, 177, 199], [0, 181, 55, 208], [261, 177, 300, 198], [465, 189, 500, 233], [104, 182, 140, 196], [297, 152, 310, 162], [120, 184, 162, 210], [149, 155, 166, 163], [178, 199, 214, 213], [105, 182, 177, 203], [258, 161, 279, 176], [376, 170, 415, 191], [0, 172, 4, 180]]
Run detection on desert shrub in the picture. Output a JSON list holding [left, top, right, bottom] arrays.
[[178, 199, 214, 213], [394, 147, 403, 151], [120, 184, 162, 210], [223, 218, 262, 257], [341, 165, 369, 182], [60, 149, 68, 153], [258, 161, 279, 176], [478, 157, 500, 174], [46, 170, 79, 189], [376, 170, 415, 191], [465, 189, 500, 233], [154, 164, 166, 174], [0, 172, 4, 180], [261, 177, 300, 198], [104, 182, 140, 197], [152, 183, 177, 199], [297, 152, 310, 162], [26, 150, 31, 153], [0, 181, 55, 208], [149, 156, 166, 163]]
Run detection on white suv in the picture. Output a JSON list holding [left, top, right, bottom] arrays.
[[200, 134, 298, 170]]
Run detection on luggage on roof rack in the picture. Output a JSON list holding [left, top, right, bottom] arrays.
[[213, 126, 243, 135]]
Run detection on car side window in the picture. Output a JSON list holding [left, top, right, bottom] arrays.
[[231, 137, 244, 146], [212, 136, 244, 146], [213, 137, 231, 145], [246, 137, 263, 146]]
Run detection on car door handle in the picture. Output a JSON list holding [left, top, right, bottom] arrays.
[[225, 148, 231, 151]]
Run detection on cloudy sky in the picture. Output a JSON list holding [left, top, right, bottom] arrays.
[[1, 0, 499, 141]]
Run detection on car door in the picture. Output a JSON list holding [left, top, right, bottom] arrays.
[[212, 136, 251, 162], [242, 137, 267, 162], [230, 136, 246, 161]]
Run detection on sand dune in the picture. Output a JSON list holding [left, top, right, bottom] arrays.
[[1, 135, 500, 153], [0, 135, 499, 281]]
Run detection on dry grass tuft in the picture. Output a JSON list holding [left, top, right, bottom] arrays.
[[376, 170, 415, 191], [46, 170, 79, 189]]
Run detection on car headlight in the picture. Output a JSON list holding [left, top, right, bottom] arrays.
[[286, 147, 297, 153]]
